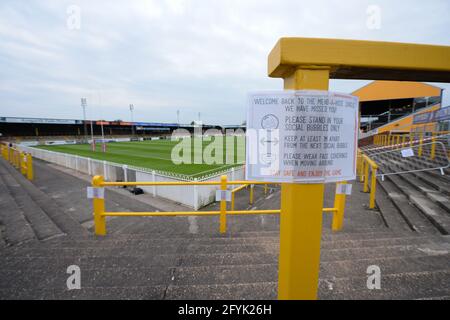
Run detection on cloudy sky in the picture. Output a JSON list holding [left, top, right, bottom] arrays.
[[0, 0, 449, 125]]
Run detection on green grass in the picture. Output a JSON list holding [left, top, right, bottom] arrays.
[[36, 137, 245, 178]]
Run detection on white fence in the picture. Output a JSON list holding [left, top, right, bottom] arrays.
[[18, 145, 245, 210]]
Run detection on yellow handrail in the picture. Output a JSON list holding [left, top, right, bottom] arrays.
[[91, 175, 348, 236], [358, 151, 378, 209]]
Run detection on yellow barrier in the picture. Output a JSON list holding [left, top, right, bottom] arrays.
[[361, 154, 378, 209], [0, 144, 33, 181], [91, 175, 348, 236]]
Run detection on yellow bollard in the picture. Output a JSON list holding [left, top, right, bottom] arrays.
[[369, 167, 378, 209], [249, 184, 254, 205], [264, 184, 268, 195], [418, 132, 424, 156], [219, 175, 227, 234], [410, 132, 414, 146], [20, 152, 26, 175], [363, 159, 370, 193], [331, 182, 347, 231], [92, 175, 106, 236], [430, 133, 436, 160], [360, 159, 365, 183], [26, 153, 33, 181], [396, 135, 400, 147], [276, 67, 327, 300], [402, 135, 406, 147]]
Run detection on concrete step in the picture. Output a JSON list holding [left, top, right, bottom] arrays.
[[0, 283, 274, 300], [319, 270, 450, 300], [388, 174, 450, 235], [2, 238, 448, 268], [0, 252, 448, 299], [0, 169, 35, 245], [414, 171, 450, 196], [375, 184, 413, 232], [0, 159, 90, 237], [0, 161, 64, 241], [400, 173, 450, 214], [378, 179, 440, 235], [6, 232, 448, 250]]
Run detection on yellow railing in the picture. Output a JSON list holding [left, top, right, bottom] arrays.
[[357, 150, 378, 209], [230, 182, 278, 211], [1, 144, 33, 181], [91, 175, 348, 236], [374, 130, 450, 160]]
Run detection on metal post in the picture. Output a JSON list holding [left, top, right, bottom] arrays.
[[219, 175, 227, 234], [370, 167, 377, 209], [231, 192, 235, 211], [331, 182, 347, 231], [92, 175, 106, 236], [26, 153, 33, 181], [249, 184, 254, 204], [364, 159, 370, 193], [418, 132, 424, 156], [430, 133, 436, 160], [20, 152, 26, 175], [277, 67, 328, 300]]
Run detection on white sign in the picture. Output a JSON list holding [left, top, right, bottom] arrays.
[[215, 190, 232, 202], [87, 187, 105, 199], [336, 183, 352, 195], [246, 90, 359, 183], [401, 148, 414, 158]]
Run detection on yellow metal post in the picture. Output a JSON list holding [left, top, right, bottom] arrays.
[[360, 159, 365, 182], [363, 159, 370, 193], [430, 133, 436, 160], [219, 175, 227, 234], [26, 153, 33, 181], [264, 184, 268, 195], [369, 167, 378, 209], [249, 184, 254, 204], [92, 175, 106, 236], [267, 37, 450, 300], [410, 132, 414, 146], [331, 182, 347, 231], [231, 192, 235, 211], [418, 132, 424, 156], [14, 150, 19, 168], [275, 67, 328, 300], [20, 152, 26, 175]]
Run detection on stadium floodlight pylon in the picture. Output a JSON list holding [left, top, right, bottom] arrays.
[[268, 37, 450, 300]]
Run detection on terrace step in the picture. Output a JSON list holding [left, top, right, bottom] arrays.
[[375, 184, 413, 232], [399, 173, 450, 214], [0, 161, 64, 241], [0, 158, 89, 238], [414, 171, 450, 196], [387, 174, 450, 235], [377, 179, 440, 235], [0, 164, 35, 245]]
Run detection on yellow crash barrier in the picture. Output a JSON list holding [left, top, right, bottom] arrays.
[[91, 175, 348, 237], [1, 144, 33, 181]]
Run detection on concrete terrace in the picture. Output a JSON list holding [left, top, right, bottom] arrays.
[[0, 155, 449, 299]]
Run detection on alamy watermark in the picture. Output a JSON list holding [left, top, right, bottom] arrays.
[[66, 5, 81, 30], [169, 125, 280, 175], [366, 265, 381, 290], [66, 265, 81, 290], [366, 5, 381, 30]]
